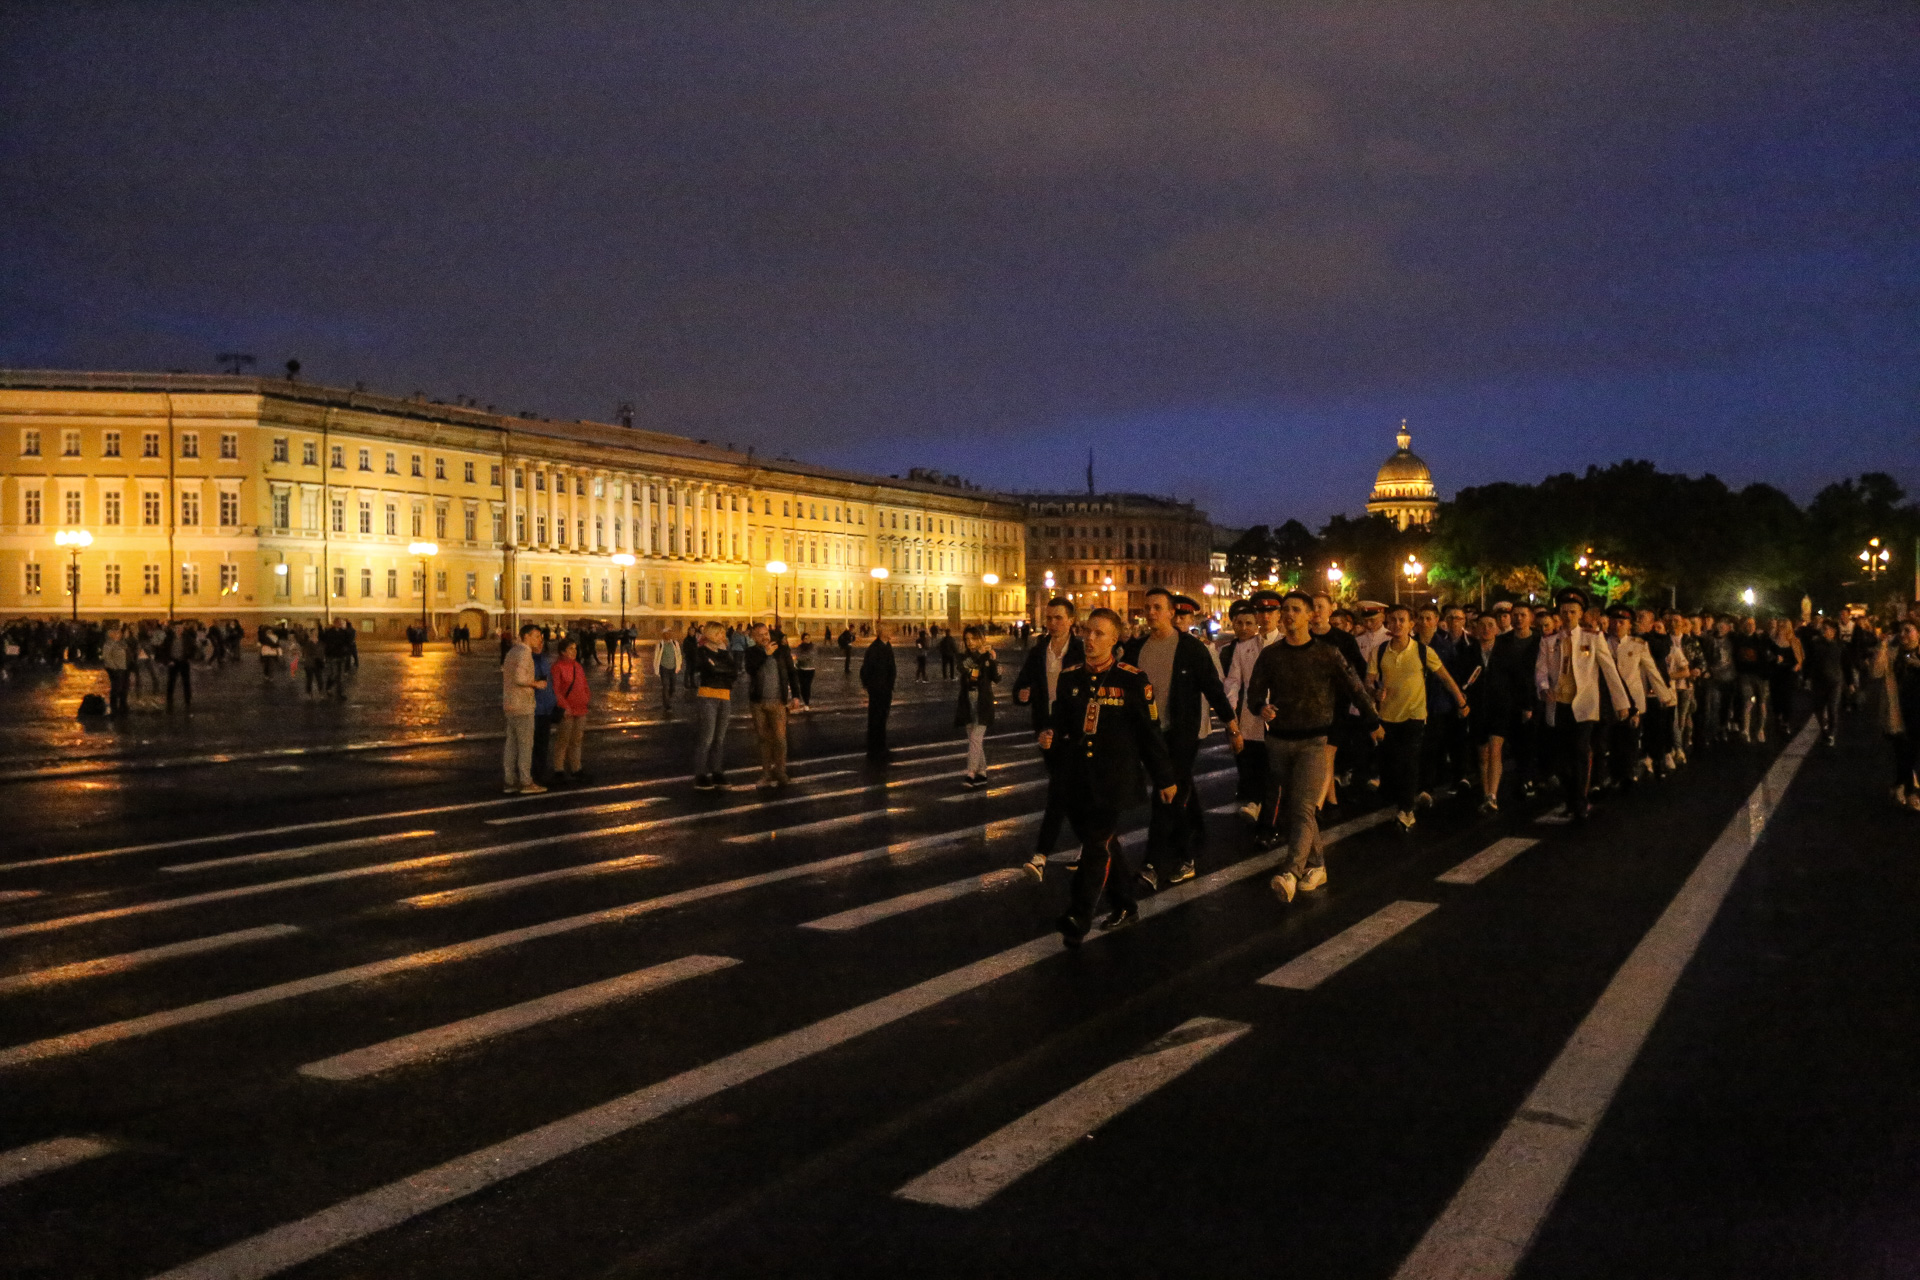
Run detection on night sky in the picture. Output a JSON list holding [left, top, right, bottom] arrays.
[[2, 3, 1914, 527]]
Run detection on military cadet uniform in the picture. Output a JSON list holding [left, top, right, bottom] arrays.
[[1049, 656, 1177, 944]]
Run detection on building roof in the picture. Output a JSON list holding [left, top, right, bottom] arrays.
[[1369, 422, 1437, 498]]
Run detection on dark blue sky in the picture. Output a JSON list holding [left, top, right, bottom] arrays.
[[3, 2, 1914, 526]]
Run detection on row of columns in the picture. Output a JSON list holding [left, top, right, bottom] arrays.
[[501, 458, 748, 564]]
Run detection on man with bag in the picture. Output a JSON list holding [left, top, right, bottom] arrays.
[[501, 623, 549, 794]]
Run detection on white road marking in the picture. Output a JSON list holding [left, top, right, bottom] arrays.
[[0, 736, 1021, 873], [0, 1135, 115, 1188], [405, 815, 1042, 909], [1532, 811, 1573, 826], [0, 890, 44, 902], [724, 808, 910, 845], [894, 1017, 1252, 1209], [1436, 838, 1540, 886], [799, 869, 1030, 931], [939, 777, 1049, 803], [145, 806, 1391, 1280], [161, 830, 442, 874], [0, 925, 303, 996], [1392, 721, 1818, 1280], [1258, 900, 1441, 990], [722, 768, 854, 792], [298, 955, 739, 1082]]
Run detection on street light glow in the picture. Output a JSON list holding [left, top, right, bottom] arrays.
[[1741, 587, 1757, 606], [54, 529, 93, 548], [869, 565, 889, 580], [612, 553, 636, 567], [766, 559, 788, 576], [408, 541, 438, 557], [982, 572, 998, 586], [1326, 563, 1343, 585]]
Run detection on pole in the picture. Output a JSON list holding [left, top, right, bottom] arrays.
[[419, 556, 429, 633], [69, 548, 80, 623]]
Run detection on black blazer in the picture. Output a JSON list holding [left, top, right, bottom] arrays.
[[1120, 630, 1235, 764], [860, 639, 896, 693], [1010, 636, 1085, 734]]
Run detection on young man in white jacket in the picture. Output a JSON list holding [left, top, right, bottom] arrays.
[[1607, 605, 1675, 790], [1534, 589, 1631, 823]]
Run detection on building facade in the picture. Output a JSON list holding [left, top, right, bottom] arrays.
[[0, 373, 1025, 637], [1020, 492, 1215, 619], [1365, 421, 1439, 531]]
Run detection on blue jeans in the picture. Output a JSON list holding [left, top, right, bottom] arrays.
[[693, 696, 732, 776]]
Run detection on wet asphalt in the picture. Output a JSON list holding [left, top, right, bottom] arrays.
[[1, 651, 1915, 1279]]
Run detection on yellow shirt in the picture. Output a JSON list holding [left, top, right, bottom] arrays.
[[1375, 638, 1442, 723]]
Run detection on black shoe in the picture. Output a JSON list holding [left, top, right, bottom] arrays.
[[1136, 866, 1159, 893], [1057, 913, 1090, 948], [1167, 861, 1196, 885], [1098, 906, 1139, 932], [1252, 828, 1283, 851], [694, 774, 716, 791]]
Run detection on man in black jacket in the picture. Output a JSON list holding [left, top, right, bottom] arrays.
[[1041, 608, 1178, 944], [1011, 597, 1084, 877], [1123, 587, 1240, 888], [744, 624, 801, 788], [860, 622, 897, 761]]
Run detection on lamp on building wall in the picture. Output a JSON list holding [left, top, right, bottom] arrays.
[[408, 541, 438, 638], [870, 564, 889, 629], [53, 529, 92, 623], [982, 572, 998, 631], [766, 559, 789, 631]]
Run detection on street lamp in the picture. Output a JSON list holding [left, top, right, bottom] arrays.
[[982, 572, 999, 633], [54, 529, 92, 623], [1741, 586, 1757, 609], [612, 554, 636, 667], [1103, 574, 1115, 614], [1396, 553, 1422, 605], [766, 559, 788, 631], [1326, 562, 1343, 589], [1861, 537, 1891, 580], [408, 541, 437, 641], [870, 564, 889, 632]]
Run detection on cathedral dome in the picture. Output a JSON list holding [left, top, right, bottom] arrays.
[[1366, 421, 1438, 530], [1374, 447, 1433, 488]]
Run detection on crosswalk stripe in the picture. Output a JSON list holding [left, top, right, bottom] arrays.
[[798, 869, 1031, 931], [488, 759, 1036, 826], [1436, 838, 1539, 885], [939, 778, 1048, 803], [0, 890, 44, 902], [0, 925, 303, 996], [721, 769, 854, 792], [1257, 900, 1441, 990], [724, 808, 911, 845], [0, 1135, 115, 1188], [160, 830, 442, 874], [145, 806, 1391, 1280], [403, 815, 1042, 909], [298, 955, 740, 1082], [894, 1016, 1253, 1209], [0, 736, 1022, 874]]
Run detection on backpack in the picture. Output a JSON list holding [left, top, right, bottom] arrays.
[[1372, 637, 1438, 711], [77, 693, 108, 718]]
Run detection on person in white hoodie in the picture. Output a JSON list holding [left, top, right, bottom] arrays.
[[1534, 589, 1631, 823], [1606, 605, 1675, 790], [1220, 589, 1284, 821]]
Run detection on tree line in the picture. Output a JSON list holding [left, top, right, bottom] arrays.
[[1221, 461, 1919, 615]]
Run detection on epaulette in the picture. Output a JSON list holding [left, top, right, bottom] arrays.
[[1115, 662, 1143, 674], [1061, 662, 1085, 672]]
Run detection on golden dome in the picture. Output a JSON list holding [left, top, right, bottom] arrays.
[[1371, 421, 1435, 494]]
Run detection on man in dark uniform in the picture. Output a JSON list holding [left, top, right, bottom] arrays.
[[1040, 608, 1178, 945], [1122, 587, 1239, 889], [860, 622, 897, 761], [1010, 596, 1085, 878]]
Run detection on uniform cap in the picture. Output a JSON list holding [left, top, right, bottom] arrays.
[[1226, 600, 1254, 618], [1554, 587, 1590, 608], [1358, 600, 1387, 613], [1249, 589, 1285, 608], [1172, 595, 1201, 613]]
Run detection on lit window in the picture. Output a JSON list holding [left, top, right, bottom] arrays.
[[302, 440, 317, 466], [180, 432, 200, 458], [143, 432, 161, 458], [219, 433, 238, 460], [62, 430, 81, 457], [21, 429, 40, 457], [103, 431, 121, 458], [272, 437, 289, 463], [104, 491, 122, 525]]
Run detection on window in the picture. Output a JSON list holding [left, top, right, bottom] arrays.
[[513, 468, 524, 489], [303, 440, 317, 466], [272, 491, 290, 529], [462, 460, 473, 483], [556, 517, 567, 547], [220, 563, 239, 594], [515, 512, 526, 542], [334, 567, 347, 597], [358, 448, 372, 471], [562, 577, 572, 603], [577, 518, 586, 547], [488, 463, 500, 487], [21, 429, 40, 457], [385, 503, 397, 537], [494, 573, 503, 601], [361, 568, 373, 597], [595, 516, 604, 548], [534, 472, 546, 492], [181, 563, 200, 595], [435, 457, 446, 480], [601, 577, 610, 604], [385, 451, 398, 474], [410, 454, 422, 477], [64, 490, 81, 524], [521, 573, 532, 602], [465, 571, 477, 599], [493, 510, 504, 541], [104, 491, 122, 526], [593, 477, 604, 498], [332, 445, 345, 468], [180, 432, 200, 458], [359, 500, 372, 535], [304, 565, 318, 597], [103, 430, 121, 458], [435, 569, 447, 594], [411, 505, 423, 538], [143, 563, 161, 596], [541, 574, 552, 602], [387, 568, 399, 598], [179, 491, 200, 526], [575, 476, 585, 496], [672, 580, 682, 605], [536, 514, 548, 543], [62, 429, 81, 457], [654, 582, 664, 604], [219, 491, 240, 527], [435, 506, 447, 539], [270, 437, 289, 463], [143, 491, 161, 526], [219, 433, 239, 460], [23, 562, 41, 594], [143, 431, 161, 459], [332, 498, 346, 533]]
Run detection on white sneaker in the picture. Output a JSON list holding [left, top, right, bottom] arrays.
[[1297, 865, 1327, 893], [1270, 870, 1297, 902]]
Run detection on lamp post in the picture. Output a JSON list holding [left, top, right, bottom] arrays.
[[1103, 574, 1115, 615], [1400, 554, 1423, 606], [766, 560, 788, 632], [1326, 562, 1343, 597], [54, 529, 92, 623], [408, 541, 437, 639], [612, 553, 636, 670], [1861, 537, 1890, 581], [1201, 580, 1216, 625], [870, 565, 889, 631], [982, 572, 998, 633]]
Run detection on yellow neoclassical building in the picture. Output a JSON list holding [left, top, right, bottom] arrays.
[[0, 372, 1025, 638]]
